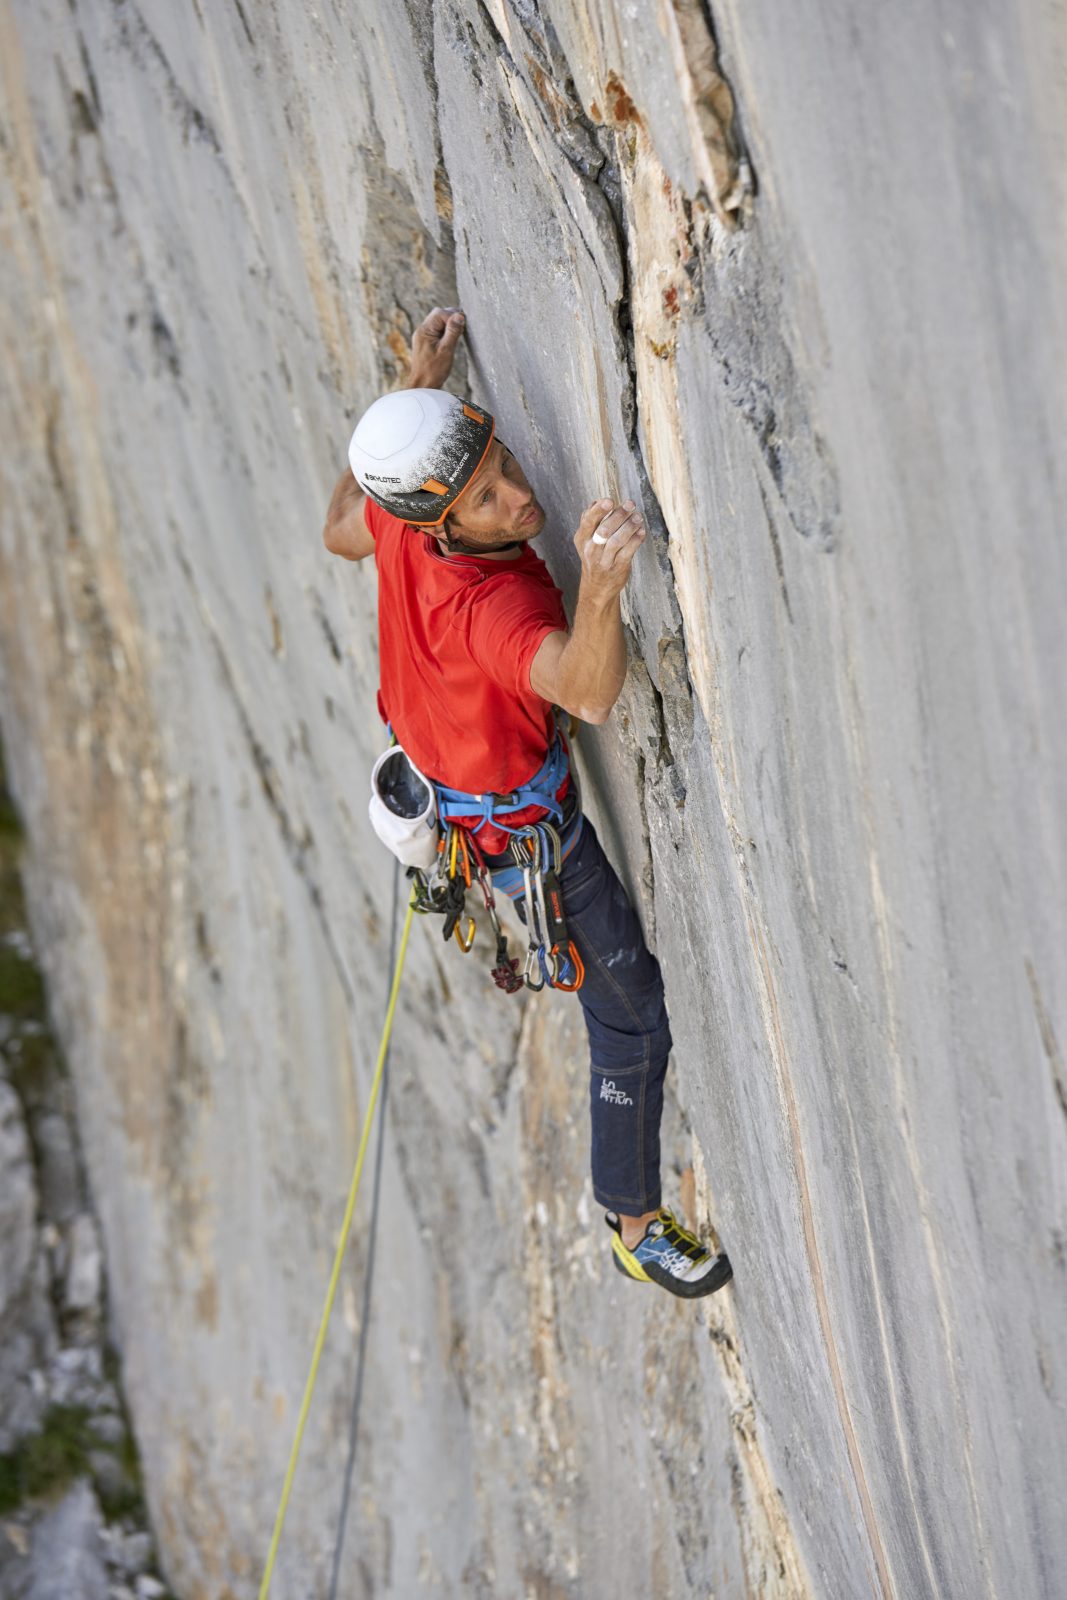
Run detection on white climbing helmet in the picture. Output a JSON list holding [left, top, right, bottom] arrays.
[[348, 388, 495, 527]]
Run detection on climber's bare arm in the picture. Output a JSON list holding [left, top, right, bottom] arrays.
[[324, 307, 467, 561], [323, 468, 374, 560], [530, 500, 645, 724]]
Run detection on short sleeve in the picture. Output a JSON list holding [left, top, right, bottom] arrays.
[[362, 498, 390, 542], [465, 575, 567, 699]]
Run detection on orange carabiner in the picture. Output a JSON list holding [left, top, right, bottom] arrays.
[[457, 830, 472, 888], [550, 941, 584, 992], [453, 914, 476, 953]]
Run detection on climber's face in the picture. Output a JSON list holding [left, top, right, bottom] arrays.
[[447, 440, 545, 544]]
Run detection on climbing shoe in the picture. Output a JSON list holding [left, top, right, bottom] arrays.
[[606, 1208, 733, 1299]]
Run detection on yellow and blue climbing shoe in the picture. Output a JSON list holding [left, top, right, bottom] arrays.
[[606, 1208, 733, 1299]]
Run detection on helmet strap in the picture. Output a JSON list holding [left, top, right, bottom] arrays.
[[437, 520, 523, 557]]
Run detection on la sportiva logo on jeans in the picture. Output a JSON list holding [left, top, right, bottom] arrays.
[[599, 1079, 634, 1107]]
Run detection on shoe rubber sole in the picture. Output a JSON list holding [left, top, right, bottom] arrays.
[[611, 1232, 733, 1300]]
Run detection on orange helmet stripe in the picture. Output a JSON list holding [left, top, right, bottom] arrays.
[[403, 418, 497, 526]]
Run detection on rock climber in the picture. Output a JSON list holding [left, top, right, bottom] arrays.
[[323, 306, 731, 1300]]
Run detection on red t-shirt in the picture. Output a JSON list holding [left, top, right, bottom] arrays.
[[365, 501, 571, 854]]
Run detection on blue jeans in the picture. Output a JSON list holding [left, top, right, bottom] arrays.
[[499, 815, 671, 1214]]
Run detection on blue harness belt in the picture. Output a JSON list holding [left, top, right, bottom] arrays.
[[433, 734, 569, 836], [432, 731, 584, 902]]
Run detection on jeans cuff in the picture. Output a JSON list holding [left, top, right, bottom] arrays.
[[593, 1183, 663, 1214]]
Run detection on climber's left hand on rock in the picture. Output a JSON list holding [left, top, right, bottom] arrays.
[[408, 307, 466, 389]]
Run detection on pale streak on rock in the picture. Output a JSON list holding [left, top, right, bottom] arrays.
[[691, 1143, 811, 1598]]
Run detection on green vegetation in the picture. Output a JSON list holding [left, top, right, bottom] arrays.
[[0, 738, 28, 944], [0, 1402, 151, 1521], [0, 785, 19, 842], [0, 1405, 93, 1514], [0, 734, 64, 1098], [0, 944, 45, 1020]]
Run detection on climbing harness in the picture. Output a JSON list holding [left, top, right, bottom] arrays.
[[404, 725, 585, 994], [368, 707, 586, 992], [258, 888, 416, 1600], [433, 730, 569, 836]]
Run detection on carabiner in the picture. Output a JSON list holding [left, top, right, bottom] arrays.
[[521, 860, 544, 946], [453, 914, 476, 953], [457, 829, 472, 888], [522, 944, 545, 991], [533, 868, 552, 959], [550, 940, 585, 992]]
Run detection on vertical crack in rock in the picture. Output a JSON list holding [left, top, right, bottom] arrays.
[[1026, 958, 1067, 1122], [356, 135, 460, 392], [113, 2, 223, 157], [691, 230, 842, 551], [657, 0, 751, 222], [484, 4, 706, 805], [759, 481, 795, 624], [230, 0, 256, 52], [579, 10, 839, 558], [352, 6, 468, 399]]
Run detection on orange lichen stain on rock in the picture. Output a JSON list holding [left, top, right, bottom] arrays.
[[604, 70, 643, 127], [526, 55, 569, 127], [589, 100, 603, 123], [386, 323, 412, 374], [162, 1434, 246, 1598], [663, 285, 681, 319], [649, 338, 676, 360], [679, 1164, 697, 1231], [433, 165, 453, 222]]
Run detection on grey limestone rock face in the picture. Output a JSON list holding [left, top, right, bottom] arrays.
[[24, 1481, 109, 1600], [0, 1, 1065, 1598], [0, 1081, 54, 1452], [60, 1211, 103, 1320]]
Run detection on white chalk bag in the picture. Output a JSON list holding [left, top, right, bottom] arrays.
[[368, 745, 441, 870]]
